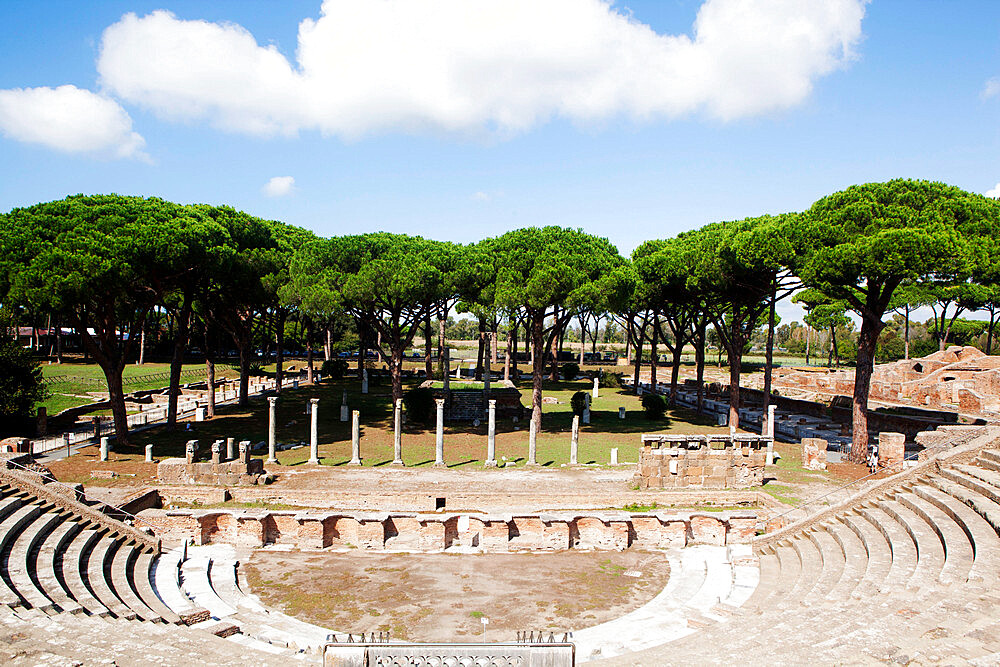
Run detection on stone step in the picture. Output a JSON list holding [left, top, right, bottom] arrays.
[[109, 539, 162, 622], [132, 550, 184, 624], [912, 482, 1000, 582], [60, 527, 112, 617], [0, 501, 44, 607], [954, 463, 1000, 494], [939, 466, 1000, 507], [780, 534, 823, 607], [839, 512, 891, 599], [822, 519, 868, 602], [800, 529, 845, 605], [5, 505, 64, 613], [856, 504, 917, 594], [875, 496, 944, 594], [979, 449, 1000, 466], [181, 555, 238, 619], [33, 514, 85, 615], [153, 547, 211, 623], [739, 550, 780, 613], [894, 491, 975, 585], [926, 474, 1000, 538], [82, 532, 137, 620]]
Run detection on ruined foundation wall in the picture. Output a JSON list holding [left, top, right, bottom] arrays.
[[139, 509, 758, 550]]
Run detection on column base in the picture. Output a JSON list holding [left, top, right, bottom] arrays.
[[307, 458, 320, 465], [433, 461, 446, 467], [265, 458, 277, 464], [348, 459, 362, 466], [391, 459, 405, 466], [484, 460, 498, 467], [525, 461, 539, 466]]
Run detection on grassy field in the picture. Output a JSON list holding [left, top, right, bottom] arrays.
[[39, 361, 242, 416]]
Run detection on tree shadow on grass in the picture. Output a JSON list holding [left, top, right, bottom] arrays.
[[447, 459, 478, 468]]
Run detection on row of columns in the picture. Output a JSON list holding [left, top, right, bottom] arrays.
[[263, 385, 606, 468]]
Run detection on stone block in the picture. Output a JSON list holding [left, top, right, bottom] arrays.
[[802, 438, 828, 471], [878, 432, 905, 469]]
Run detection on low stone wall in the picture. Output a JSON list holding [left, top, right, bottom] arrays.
[[157, 458, 266, 486], [635, 435, 768, 489], [138, 508, 758, 551]]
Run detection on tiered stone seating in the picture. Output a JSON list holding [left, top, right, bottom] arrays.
[[596, 436, 1000, 665], [0, 473, 303, 664]]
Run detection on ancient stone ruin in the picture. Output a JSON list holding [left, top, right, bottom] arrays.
[[635, 434, 770, 489]]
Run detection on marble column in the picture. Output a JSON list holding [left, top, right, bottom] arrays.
[[528, 419, 538, 466], [582, 393, 591, 425], [485, 399, 497, 467], [434, 398, 446, 467], [226, 437, 235, 461], [592, 377, 599, 399], [99, 437, 109, 462], [392, 398, 404, 466], [266, 396, 278, 463], [308, 398, 320, 464], [145, 444, 153, 463], [349, 410, 361, 465], [570, 415, 579, 465]]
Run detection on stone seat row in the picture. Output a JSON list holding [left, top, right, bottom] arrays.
[[596, 446, 1000, 665]]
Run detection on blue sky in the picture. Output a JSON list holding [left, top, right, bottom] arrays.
[[0, 1, 998, 323]]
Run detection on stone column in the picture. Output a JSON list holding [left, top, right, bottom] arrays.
[[485, 399, 497, 467], [443, 348, 451, 392], [340, 390, 349, 422], [349, 410, 362, 465], [99, 437, 109, 462], [145, 444, 153, 463], [528, 419, 538, 466], [765, 405, 776, 465], [570, 415, 579, 465], [361, 368, 369, 395], [582, 393, 591, 425], [226, 437, 235, 461], [484, 335, 492, 392], [455, 359, 462, 379], [610, 447, 619, 465], [618, 406, 626, 420], [308, 398, 320, 464], [392, 398, 404, 466], [592, 377, 599, 399], [211, 440, 222, 465], [239, 440, 250, 466], [267, 397, 278, 464], [434, 398, 446, 467]]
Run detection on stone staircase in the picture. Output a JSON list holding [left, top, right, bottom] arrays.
[[597, 430, 1000, 665]]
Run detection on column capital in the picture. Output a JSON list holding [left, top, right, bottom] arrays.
[[310, 397, 320, 405], [267, 396, 278, 405]]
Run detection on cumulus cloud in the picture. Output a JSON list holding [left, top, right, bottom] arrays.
[[262, 175, 296, 197], [981, 78, 1000, 101], [97, 0, 865, 139], [471, 191, 495, 202], [0, 85, 147, 159], [986, 182, 1000, 199]]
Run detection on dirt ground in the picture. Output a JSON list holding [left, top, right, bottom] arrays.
[[243, 549, 671, 642]]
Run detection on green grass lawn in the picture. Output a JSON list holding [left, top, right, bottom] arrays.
[[111, 376, 736, 469]]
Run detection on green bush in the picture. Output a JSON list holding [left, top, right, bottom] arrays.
[[0, 334, 48, 437], [602, 371, 623, 388], [404, 386, 435, 424], [561, 362, 580, 381], [641, 393, 667, 419], [570, 391, 588, 416], [321, 358, 349, 380]]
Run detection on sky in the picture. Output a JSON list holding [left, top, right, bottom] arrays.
[[1, 0, 998, 325]]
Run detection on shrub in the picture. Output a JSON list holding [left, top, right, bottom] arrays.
[[641, 393, 667, 419], [0, 334, 47, 436], [404, 386, 435, 424], [247, 362, 266, 377], [561, 363, 580, 381], [321, 358, 349, 380], [602, 371, 623, 388], [570, 391, 588, 416]]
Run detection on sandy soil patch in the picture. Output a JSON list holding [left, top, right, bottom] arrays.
[[243, 549, 670, 642]]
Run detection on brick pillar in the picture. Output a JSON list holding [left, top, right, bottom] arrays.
[[878, 432, 905, 470]]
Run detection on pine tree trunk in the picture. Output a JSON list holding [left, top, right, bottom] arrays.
[[206, 355, 216, 419], [424, 313, 434, 379], [763, 289, 776, 413], [531, 315, 545, 434], [850, 316, 882, 463]]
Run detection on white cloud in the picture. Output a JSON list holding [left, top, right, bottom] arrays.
[[97, 0, 865, 139], [262, 175, 296, 197], [981, 77, 1000, 101], [0, 85, 147, 159], [986, 182, 1000, 199]]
